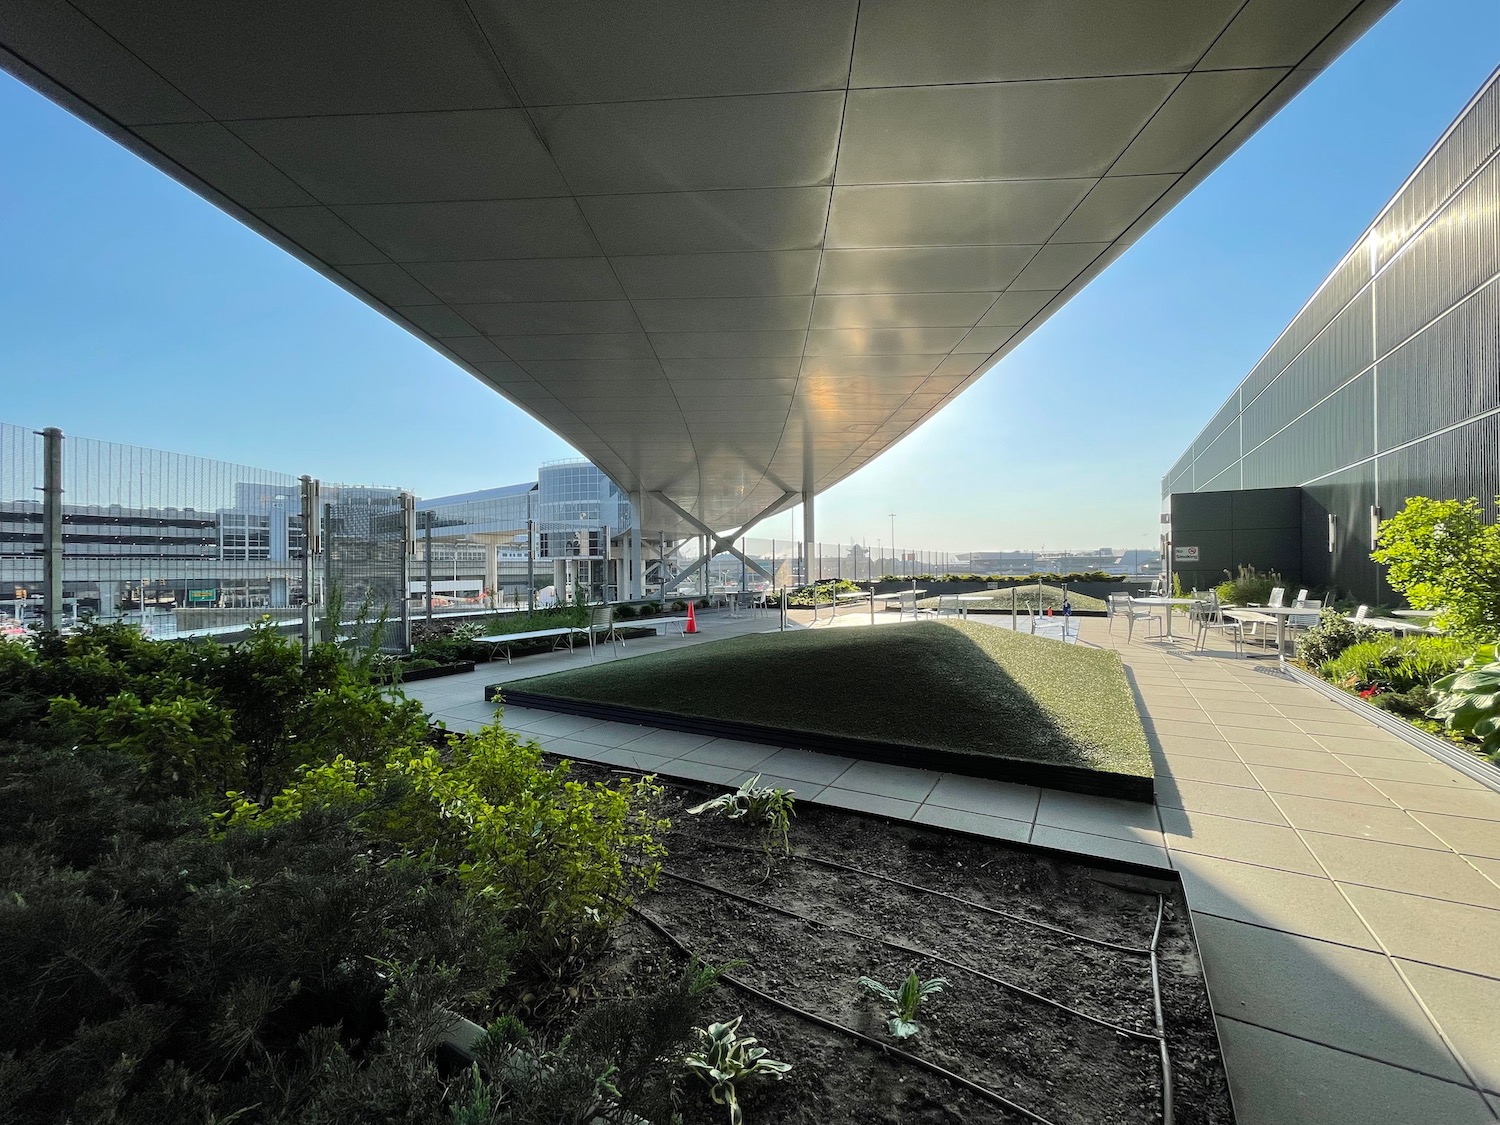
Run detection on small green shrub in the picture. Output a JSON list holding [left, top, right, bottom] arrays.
[[1428, 644, 1500, 761], [222, 724, 671, 958], [1215, 564, 1284, 607], [1296, 608, 1382, 667], [688, 776, 795, 857], [613, 603, 638, 620]]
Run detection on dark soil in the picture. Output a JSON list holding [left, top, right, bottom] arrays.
[[568, 760, 1234, 1125]]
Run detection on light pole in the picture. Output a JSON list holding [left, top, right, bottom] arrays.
[[888, 513, 897, 578]]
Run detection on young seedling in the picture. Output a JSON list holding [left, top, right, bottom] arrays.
[[858, 970, 949, 1041], [682, 1016, 791, 1125], [687, 776, 796, 856]]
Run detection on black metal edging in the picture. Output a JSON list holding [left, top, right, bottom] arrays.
[[488, 688, 1155, 804], [1282, 665, 1500, 795]]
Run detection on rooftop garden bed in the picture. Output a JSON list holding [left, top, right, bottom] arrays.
[[0, 620, 1224, 1123], [918, 584, 1108, 614], [492, 621, 1153, 800]]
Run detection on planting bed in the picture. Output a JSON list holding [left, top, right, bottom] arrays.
[[572, 760, 1232, 1125]]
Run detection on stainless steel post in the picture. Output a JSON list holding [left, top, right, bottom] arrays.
[[40, 427, 64, 631]]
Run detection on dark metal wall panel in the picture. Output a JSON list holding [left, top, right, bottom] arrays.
[[1241, 373, 1374, 491], [1375, 156, 1500, 355], [1378, 413, 1500, 522], [1164, 69, 1500, 603], [1376, 279, 1500, 450], [1242, 287, 1373, 449]]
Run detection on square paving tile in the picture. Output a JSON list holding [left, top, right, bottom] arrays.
[[1274, 703, 1357, 723], [1214, 1017, 1490, 1125], [1338, 755, 1486, 788], [1247, 764, 1397, 805], [1307, 832, 1500, 908], [567, 719, 652, 747], [590, 745, 678, 774], [1177, 857, 1376, 948], [1408, 810, 1500, 859], [1152, 735, 1239, 761], [1161, 806, 1323, 875], [1212, 714, 1306, 736], [1312, 735, 1427, 761], [1035, 790, 1163, 844], [435, 699, 508, 722], [1296, 718, 1390, 739], [1160, 756, 1260, 788], [816, 786, 920, 821], [1231, 743, 1353, 771], [1365, 779, 1500, 819], [1398, 961, 1500, 1093], [1150, 718, 1228, 741], [1027, 824, 1170, 868], [754, 747, 855, 785], [1192, 914, 1465, 1080], [912, 803, 1031, 843], [678, 738, 780, 770], [537, 735, 612, 761], [835, 760, 940, 803], [513, 711, 603, 738], [663, 759, 745, 787], [1339, 884, 1500, 978], [923, 774, 1040, 820], [1146, 704, 1213, 724], [622, 728, 717, 758], [1273, 794, 1447, 849], [1157, 779, 1289, 824]]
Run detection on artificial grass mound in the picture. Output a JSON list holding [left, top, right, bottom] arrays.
[[920, 584, 1108, 613], [494, 620, 1152, 790]]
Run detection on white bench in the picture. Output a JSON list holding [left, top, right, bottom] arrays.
[[625, 616, 691, 637], [472, 626, 579, 664]]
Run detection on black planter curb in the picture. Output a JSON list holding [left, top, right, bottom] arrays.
[[486, 687, 1155, 804], [388, 660, 477, 683], [1283, 664, 1500, 795]]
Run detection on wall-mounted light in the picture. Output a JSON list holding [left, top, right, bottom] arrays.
[[1370, 505, 1382, 550], [1327, 513, 1338, 555]]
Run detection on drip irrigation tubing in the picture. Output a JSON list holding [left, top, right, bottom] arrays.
[[1149, 895, 1174, 1125], [658, 867, 1159, 1042], [627, 904, 1064, 1125], [677, 835, 1153, 955]]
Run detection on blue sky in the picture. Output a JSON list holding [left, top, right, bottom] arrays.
[[2, 1, 1497, 554]]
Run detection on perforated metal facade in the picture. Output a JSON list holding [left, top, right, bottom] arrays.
[[1165, 69, 1500, 602]]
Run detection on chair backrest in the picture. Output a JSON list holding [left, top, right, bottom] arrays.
[[590, 604, 613, 629], [1267, 587, 1285, 608], [1293, 588, 1310, 606], [1352, 604, 1369, 621], [1291, 599, 1322, 624]]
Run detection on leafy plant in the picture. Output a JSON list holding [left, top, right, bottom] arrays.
[[682, 1016, 791, 1125], [1428, 644, 1500, 761], [223, 723, 671, 962], [1295, 607, 1382, 667], [858, 971, 949, 1041], [687, 775, 795, 856], [1215, 564, 1284, 607], [1320, 636, 1474, 695], [1373, 495, 1500, 640]]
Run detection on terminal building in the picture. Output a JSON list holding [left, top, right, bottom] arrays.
[[1165, 69, 1500, 604]]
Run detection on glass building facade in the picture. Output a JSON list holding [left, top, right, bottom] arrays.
[[1165, 70, 1500, 602]]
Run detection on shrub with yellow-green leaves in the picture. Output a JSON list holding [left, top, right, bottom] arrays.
[[223, 723, 670, 951]]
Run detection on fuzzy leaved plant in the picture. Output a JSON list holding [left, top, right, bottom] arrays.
[[687, 775, 795, 855]]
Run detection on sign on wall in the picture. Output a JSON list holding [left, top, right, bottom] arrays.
[[1173, 546, 1200, 562]]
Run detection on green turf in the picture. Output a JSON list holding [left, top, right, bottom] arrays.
[[497, 621, 1151, 779], [919, 584, 1107, 613]]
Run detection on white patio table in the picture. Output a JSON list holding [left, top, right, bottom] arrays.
[[1126, 596, 1199, 643], [1223, 603, 1319, 664]]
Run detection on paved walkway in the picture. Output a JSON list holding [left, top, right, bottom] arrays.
[[407, 608, 1500, 1125]]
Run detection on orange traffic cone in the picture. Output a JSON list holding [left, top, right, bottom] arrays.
[[685, 601, 698, 634]]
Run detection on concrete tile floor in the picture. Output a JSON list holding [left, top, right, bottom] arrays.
[[407, 606, 1500, 1124]]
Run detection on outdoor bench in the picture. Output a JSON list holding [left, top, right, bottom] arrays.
[[472, 626, 579, 664]]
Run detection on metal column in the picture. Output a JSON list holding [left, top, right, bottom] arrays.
[[400, 492, 415, 650], [299, 476, 321, 660], [40, 427, 63, 631], [629, 491, 644, 599]]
